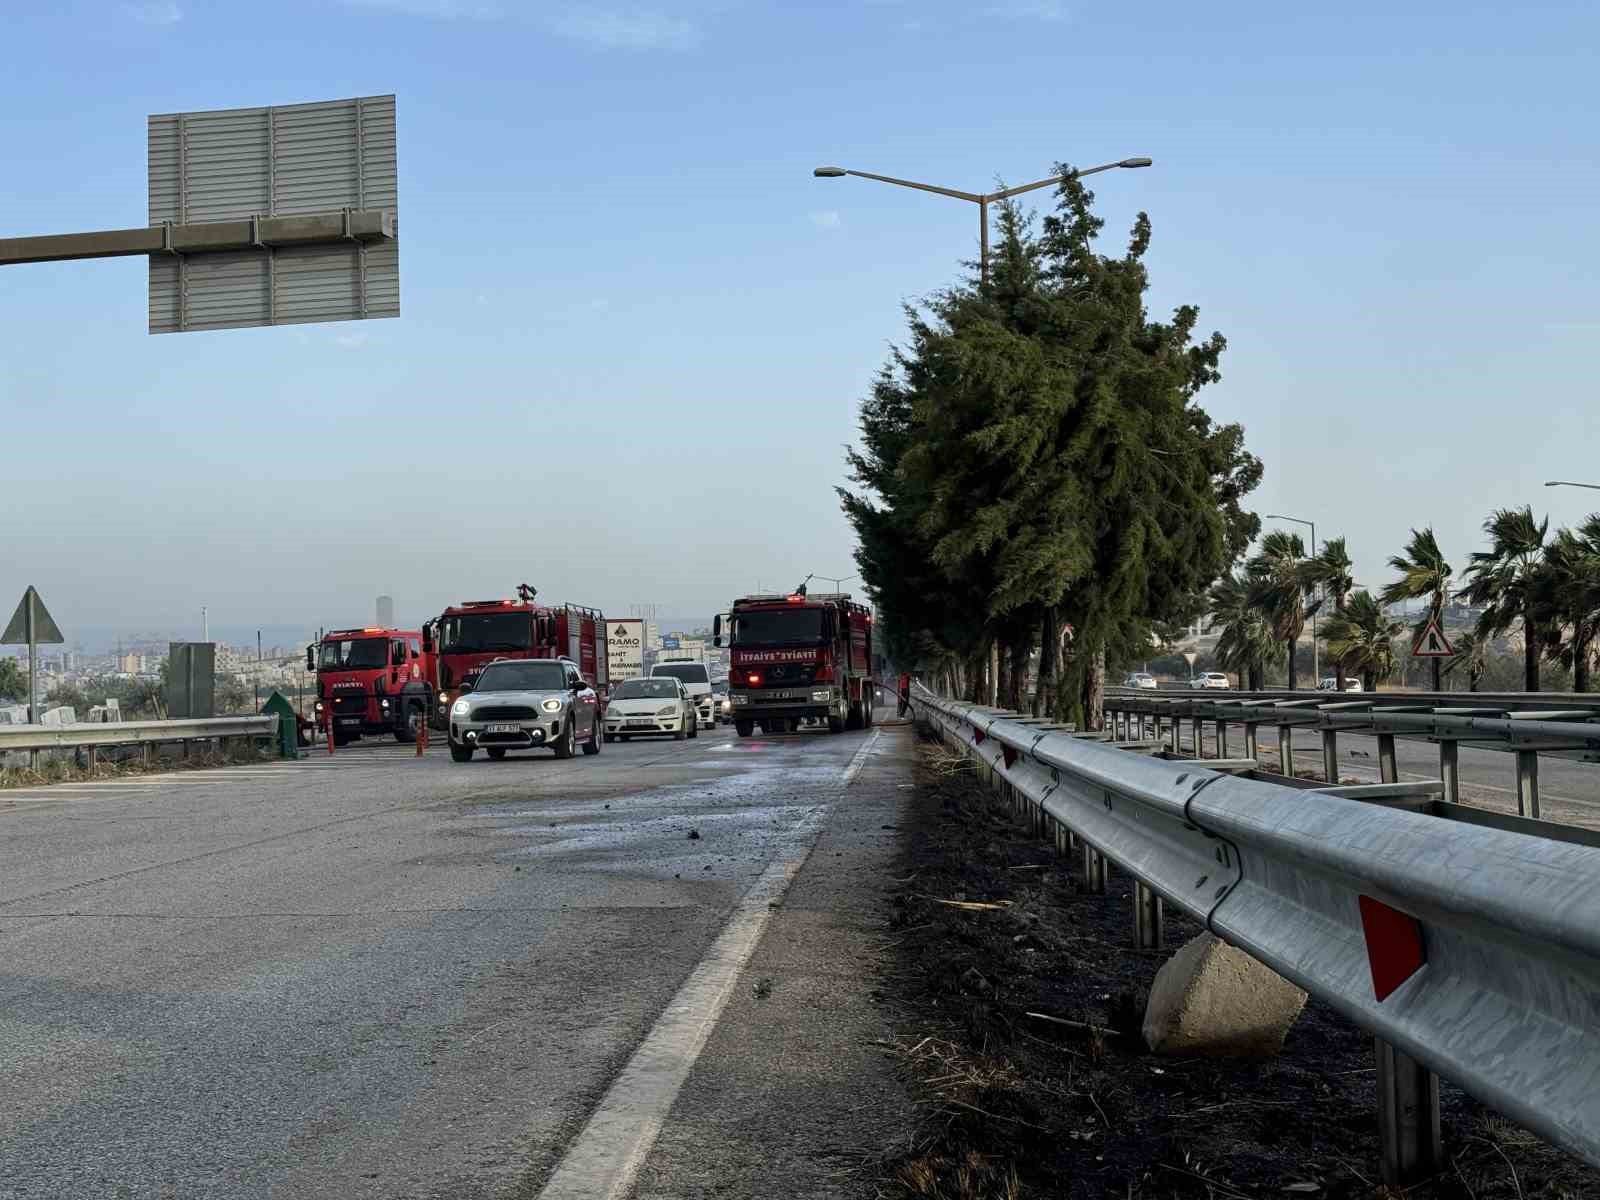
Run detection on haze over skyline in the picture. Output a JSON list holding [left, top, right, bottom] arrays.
[[4, 0, 1598, 638]]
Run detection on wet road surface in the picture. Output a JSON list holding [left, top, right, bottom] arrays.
[[0, 722, 888, 1198]]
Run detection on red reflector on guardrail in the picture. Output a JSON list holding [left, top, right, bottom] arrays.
[[1358, 895, 1426, 1001]]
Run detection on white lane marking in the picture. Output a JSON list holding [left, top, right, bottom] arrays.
[[537, 728, 880, 1200]]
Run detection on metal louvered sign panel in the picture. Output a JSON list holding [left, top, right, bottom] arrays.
[[147, 95, 398, 334]]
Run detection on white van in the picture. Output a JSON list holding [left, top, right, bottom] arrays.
[[652, 660, 717, 729]]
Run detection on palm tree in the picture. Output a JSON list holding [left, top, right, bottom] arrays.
[[1306, 536, 1355, 690], [1209, 571, 1279, 689], [1440, 629, 1490, 693], [1380, 527, 1453, 691], [1323, 591, 1404, 693], [1458, 506, 1550, 693], [1246, 530, 1314, 689], [1536, 517, 1600, 692]]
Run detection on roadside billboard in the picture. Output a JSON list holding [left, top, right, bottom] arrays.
[[606, 620, 645, 681]]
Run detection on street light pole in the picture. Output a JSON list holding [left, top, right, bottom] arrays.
[[1545, 480, 1600, 492], [1266, 514, 1319, 686], [813, 157, 1152, 286]]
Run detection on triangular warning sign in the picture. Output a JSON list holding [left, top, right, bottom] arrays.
[[1, 585, 65, 646], [1411, 617, 1454, 658]]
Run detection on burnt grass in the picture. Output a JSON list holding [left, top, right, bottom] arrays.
[[873, 731, 1597, 1200]]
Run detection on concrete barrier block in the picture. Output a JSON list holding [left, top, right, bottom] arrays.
[[1143, 931, 1307, 1057]]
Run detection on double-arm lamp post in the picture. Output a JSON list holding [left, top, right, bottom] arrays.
[[812, 157, 1152, 285]]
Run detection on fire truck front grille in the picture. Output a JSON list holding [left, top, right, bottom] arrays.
[[331, 694, 367, 715], [755, 663, 817, 686], [472, 705, 538, 722]]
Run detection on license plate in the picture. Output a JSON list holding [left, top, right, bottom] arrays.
[[337, 718, 361, 726], [627, 719, 655, 728], [487, 723, 520, 734]]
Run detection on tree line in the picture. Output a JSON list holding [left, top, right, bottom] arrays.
[[842, 172, 1261, 726], [1210, 510, 1600, 693]]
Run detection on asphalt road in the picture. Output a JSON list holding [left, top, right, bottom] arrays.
[[0, 719, 895, 1199]]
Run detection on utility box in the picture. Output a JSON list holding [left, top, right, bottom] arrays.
[[261, 691, 299, 759], [166, 642, 216, 718]]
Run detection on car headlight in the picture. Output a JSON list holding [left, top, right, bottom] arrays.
[[314, 700, 324, 712], [451, 699, 471, 715], [733, 694, 749, 705], [541, 698, 563, 713], [811, 689, 831, 701], [656, 704, 678, 716], [380, 698, 390, 709]]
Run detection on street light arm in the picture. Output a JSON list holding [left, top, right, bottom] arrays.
[[985, 158, 1152, 202], [986, 161, 1115, 202], [833, 169, 983, 204], [1546, 481, 1600, 491]]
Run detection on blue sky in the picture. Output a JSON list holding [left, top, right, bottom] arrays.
[[3, 0, 1598, 638]]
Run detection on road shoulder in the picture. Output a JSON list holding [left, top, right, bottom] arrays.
[[630, 723, 920, 1198]]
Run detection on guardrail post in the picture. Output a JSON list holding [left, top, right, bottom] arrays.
[[1376, 1037, 1442, 1185], [1191, 716, 1204, 757], [1278, 725, 1293, 777], [1216, 719, 1229, 758], [1516, 750, 1541, 818], [1244, 721, 1258, 763], [1439, 740, 1459, 805], [1081, 841, 1106, 894], [1168, 717, 1180, 755], [1133, 881, 1164, 948], [1322, 728, 1338, 784], [1378, 734, 1397, 783]]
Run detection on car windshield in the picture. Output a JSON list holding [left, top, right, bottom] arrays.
[[654, 663, 709, 685], [319, 638, 388, 670], [441, 612, 532, 653], [731, 608, 824, 647], [475, 661, 567, 692], [612, 679, 678, 700]]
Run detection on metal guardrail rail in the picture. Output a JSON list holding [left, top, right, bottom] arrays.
[[914, 683, 1600, 1186], [0, 715, 279, 758], [1106, 688, 1600, 818]]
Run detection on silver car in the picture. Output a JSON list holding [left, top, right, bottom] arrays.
[[448, 657, 601, 762]]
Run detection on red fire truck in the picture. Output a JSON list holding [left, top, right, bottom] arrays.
[[307, 627, 434, 745], [714, 590, 874, 737], [422, 585, 608, 729]]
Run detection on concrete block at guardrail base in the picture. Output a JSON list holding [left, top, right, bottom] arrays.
[[1143, 932, 1307, 1058]]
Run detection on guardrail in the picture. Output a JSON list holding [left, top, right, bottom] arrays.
[[913, 683, 1600, 1186], [1105, 688, 1600, 818], [0, 715, 280, 767]]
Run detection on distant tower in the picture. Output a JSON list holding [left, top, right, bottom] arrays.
[[376, 595, 395, 627]]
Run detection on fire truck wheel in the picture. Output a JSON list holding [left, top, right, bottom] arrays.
[[553, 721, 576, 759], [864, 700, 875, 727], [827, 713, 846, 734], [735, 720, 755, 737], [333, 731, 356, 747], [486, 748, 507, 760], [845, 701, 864, 731], [449, 742, 474, 763]]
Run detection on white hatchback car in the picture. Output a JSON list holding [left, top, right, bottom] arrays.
[[1189, 672, 1231, 690], [1318, 677, 1364, 693], [605, 676, 698, 741], [1124, 672, 1159, 690]]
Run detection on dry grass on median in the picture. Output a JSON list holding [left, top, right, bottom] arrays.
[[0, 740, 273, 791]]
